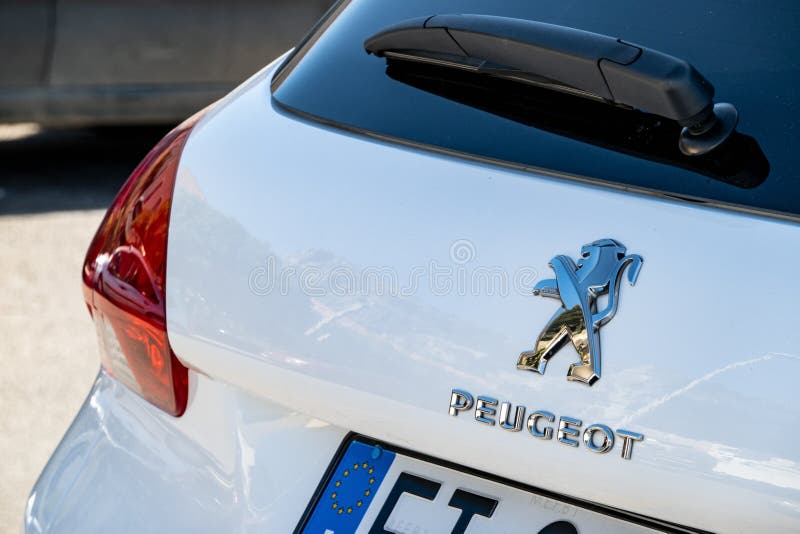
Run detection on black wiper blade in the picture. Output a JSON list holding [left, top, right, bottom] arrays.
[[366, 14, 740, 156]]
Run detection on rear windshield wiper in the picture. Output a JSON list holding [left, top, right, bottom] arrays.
[[365, 14, 739, 156]]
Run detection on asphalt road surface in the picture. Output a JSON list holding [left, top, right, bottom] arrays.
[[0, 123, 170, 532]]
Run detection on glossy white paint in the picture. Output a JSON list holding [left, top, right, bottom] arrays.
[[163, 57, 800, 533], [26, 370, 347, 533]]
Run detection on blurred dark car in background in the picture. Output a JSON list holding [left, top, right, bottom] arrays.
[[0, 0, 333, 126]]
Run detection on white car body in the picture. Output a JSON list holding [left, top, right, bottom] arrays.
[[26, 39, 800, 534]]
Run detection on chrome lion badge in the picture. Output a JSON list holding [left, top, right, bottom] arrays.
[[517, 239, 643, 385]]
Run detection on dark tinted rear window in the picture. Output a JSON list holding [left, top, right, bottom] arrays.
[[272, 0, 800, 220]]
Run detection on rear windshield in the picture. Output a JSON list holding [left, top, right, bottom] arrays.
[[272, 0, 800, 221]]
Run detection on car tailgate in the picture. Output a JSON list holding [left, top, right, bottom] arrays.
[[165, 64, 800, 532]]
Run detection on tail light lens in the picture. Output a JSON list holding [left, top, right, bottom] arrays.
[[82, 113, 205, 416]]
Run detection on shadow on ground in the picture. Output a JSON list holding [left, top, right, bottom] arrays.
[[0, 125, 173, 215]]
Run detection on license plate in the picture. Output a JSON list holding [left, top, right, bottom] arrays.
[[296, 437, 670, 534]]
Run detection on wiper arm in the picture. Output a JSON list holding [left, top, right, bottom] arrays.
[[365, 14, 738, 156]]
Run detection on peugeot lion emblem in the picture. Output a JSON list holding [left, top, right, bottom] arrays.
[[517, 239, 643, 385]]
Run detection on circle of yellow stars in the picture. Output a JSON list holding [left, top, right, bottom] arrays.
[[330, 461, 377, 515]]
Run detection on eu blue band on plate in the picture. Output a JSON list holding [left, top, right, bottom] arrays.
[[302, 441, 396, 534]]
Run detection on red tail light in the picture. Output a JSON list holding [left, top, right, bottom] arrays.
[[83, 113, 205, 416]]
